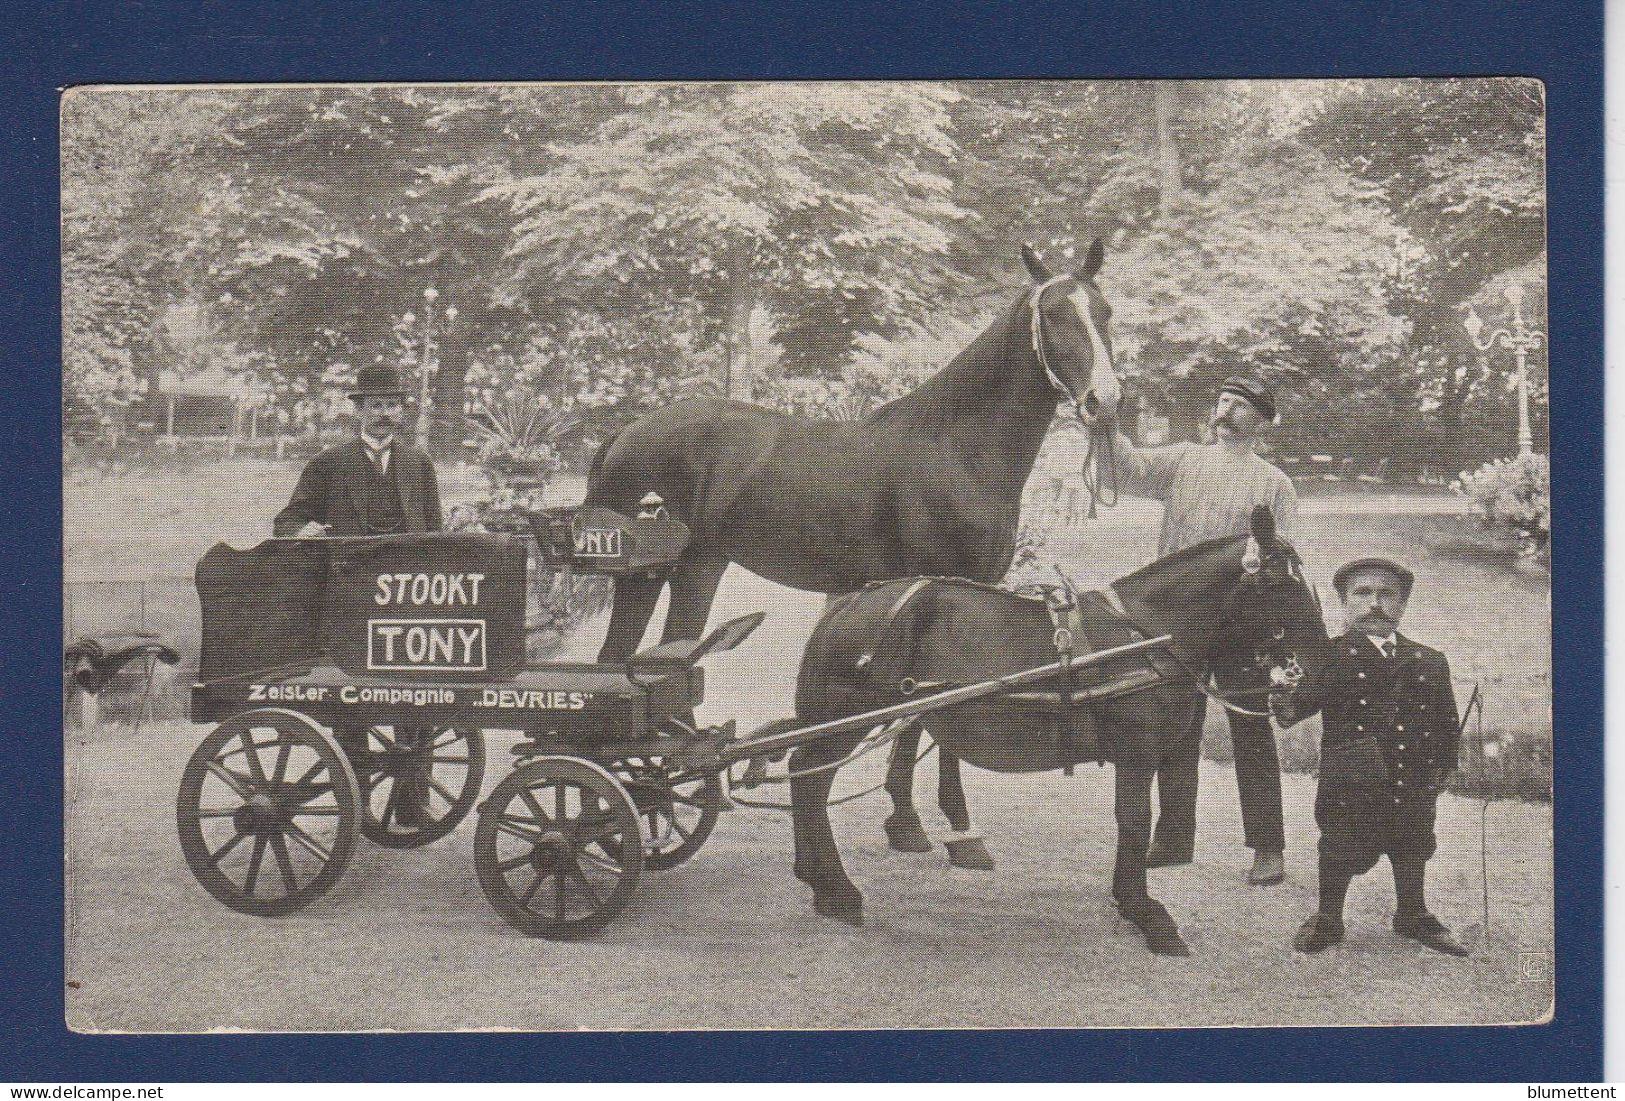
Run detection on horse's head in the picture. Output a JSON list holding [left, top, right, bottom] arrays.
[[1020, 240, 1121, 428], [1211, 506, 1329, 695]]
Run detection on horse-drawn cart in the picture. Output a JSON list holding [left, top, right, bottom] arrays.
[[177, 502, 1185, 939]]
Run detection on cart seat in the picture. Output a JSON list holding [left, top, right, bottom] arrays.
[[626, 612, 766, 676]]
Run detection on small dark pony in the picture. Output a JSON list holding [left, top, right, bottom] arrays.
[[585, 242, 1120, 867], [787, 506, 1327, 955]]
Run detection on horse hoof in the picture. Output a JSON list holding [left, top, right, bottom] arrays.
[[1146, 930, 1191, 956], [945, 837, 995, 870], [813, 890, 864, 927], [884, 815, 932, 854]]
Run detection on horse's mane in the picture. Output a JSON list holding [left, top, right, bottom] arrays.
[[1115, 534, 1248, 607], [861, 290, 1030, 433]]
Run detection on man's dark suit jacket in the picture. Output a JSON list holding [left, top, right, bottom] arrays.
[[273, 437, 443, 537]]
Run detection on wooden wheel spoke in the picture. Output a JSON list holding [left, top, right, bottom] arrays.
[[518, 870, 546, 909], [194, 805, 244, 818], [289, 804, 344, 817], [496, 851, 534, 874], [566, 861, 603, 908], [380, 778, 402, 827], [205, 761, 257, 800], [519, 785, 552, 825], [268, 833, 299, 893], [431, 729, 464, 751], [285, 781, 335, 808], [554, 869, 567, 921], [495, 818, 546, 845], [284, 822, 332, 864], [576, 845, 625, 876], [210, 829, 249, 866], [290, 759, 327, 790], [426, 776, 459, 807], [579, 816, 626, 847], [554, 781, 566, 822], [243, 835, 268, 895], [239, 731, 269, 784], [270, 740, 293, 785], [369, 726, 399, 751]]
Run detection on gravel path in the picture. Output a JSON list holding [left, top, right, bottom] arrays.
[[65, 569, 1552, 1033]]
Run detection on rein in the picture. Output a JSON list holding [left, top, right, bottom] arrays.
[[1085, 583, 1275, 720]]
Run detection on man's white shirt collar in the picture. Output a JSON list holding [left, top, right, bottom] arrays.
[[361, 432, 394, 473], [1366, 632, 1398, 653]]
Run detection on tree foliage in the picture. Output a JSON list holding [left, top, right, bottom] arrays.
[[61, 79, 1546, 474]]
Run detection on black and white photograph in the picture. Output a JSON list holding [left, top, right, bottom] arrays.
[[61, 78, 1553, 1032]]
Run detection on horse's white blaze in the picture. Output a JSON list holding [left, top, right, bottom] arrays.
[[1068, 284, 1120, 411]]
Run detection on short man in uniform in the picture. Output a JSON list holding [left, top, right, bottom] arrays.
[[274, 363, 443, 538], [1272, 557, 1467, 956], [1111, 375, 1297, 885]]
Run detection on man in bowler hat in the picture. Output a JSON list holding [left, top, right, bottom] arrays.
[[1111, 375, 1298, 886], [274, 364, 444, 538], [1272, 557, 1468, 956]]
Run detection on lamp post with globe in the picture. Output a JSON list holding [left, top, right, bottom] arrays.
[[1462, 281, 1545, 456]]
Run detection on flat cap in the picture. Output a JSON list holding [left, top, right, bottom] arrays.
[[1218, 376, 1278, 423], [1332, 557, 1415, 600]]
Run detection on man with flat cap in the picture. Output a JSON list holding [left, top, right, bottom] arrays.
[[1271, 557, 1467, 956], [1110, 374, 1298, 886], [274, 364, 444, 538]]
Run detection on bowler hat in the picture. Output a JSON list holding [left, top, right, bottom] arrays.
[[1332, 557, 1415, 600], [348, 364, 409, 401], [1218, 376, 1278, 423]]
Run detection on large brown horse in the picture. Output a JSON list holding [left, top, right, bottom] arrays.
[[585, 242, 1120, 866], [787, 507, 1328, 955]]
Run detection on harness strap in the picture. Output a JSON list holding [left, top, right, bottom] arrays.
[[854, 578, 934, 674]]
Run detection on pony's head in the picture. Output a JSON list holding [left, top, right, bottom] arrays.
[[1211, 506, 1329, 694], [1020, 240, 1121, 428]]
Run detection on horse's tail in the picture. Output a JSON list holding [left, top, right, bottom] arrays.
[[583, 421, 627, 506]]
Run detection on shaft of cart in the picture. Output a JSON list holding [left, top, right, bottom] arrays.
[[720, 632, 1174, 764]]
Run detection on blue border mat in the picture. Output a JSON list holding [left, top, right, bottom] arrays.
[[1, 0, 1602, 1081]]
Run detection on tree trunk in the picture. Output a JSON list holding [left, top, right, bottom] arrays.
[[725, 242, 755, 401], [1153, 84, 1182, 216], [430, 324, 470, 459]]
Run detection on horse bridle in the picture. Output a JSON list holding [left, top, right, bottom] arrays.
[[1029, 275, 1081, 405], [1031, 275, 1121, 516], [1083, 559, 1312, 720]]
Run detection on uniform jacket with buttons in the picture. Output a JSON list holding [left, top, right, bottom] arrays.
[[1281, 630, 1460, 805]]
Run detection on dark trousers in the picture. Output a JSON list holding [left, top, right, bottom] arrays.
[[1151, 693, 1285, 854]]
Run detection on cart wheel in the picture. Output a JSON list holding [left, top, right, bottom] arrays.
[[474, 756, 644, 938], [612, 756, 722, 871], [338, 725, 486, 849], [176, 707, 361, 917]]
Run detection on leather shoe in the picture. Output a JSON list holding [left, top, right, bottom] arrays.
[[1145, 840, 1193, 868], [1293, 913, 1345, 953], [1247, 849, 1285, 885], [1393, 911, 1469, 956]]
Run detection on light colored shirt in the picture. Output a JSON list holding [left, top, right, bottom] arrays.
[[1113, 436, 1297, 557], [361, 431, 394, 475], [1366, 633, 1398, 656]]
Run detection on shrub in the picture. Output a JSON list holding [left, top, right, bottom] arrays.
[[755, 364, 915, 422], [1454, 452, 1550, 558]]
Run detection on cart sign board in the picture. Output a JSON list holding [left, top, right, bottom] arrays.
[[322, 533, 527, 679]]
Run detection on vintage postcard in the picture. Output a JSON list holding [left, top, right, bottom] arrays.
[[61, 78, 1552, 1031]]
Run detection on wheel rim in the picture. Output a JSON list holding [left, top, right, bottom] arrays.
[[342, 726, 486, 848], [475, 757, 642, 936], [613, 757, 721, 871], [177, 708, 359, 916]]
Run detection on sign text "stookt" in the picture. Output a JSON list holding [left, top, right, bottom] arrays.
[[374, 572, 487, 606]]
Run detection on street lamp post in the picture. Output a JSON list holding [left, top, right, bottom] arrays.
[[1462, 281, 1545, 456]]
